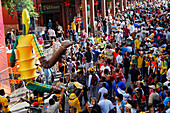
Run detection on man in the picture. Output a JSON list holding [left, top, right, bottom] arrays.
[[134, 35, 141, 54], [48, 20, 53, 28], [100, 61, 111, 76], [98, 93, 114, 113], [48, 27, 56, 41], [120, 42, 128, 57], [84, 47, 93, 71], [129, 64, 140, 84], [148, 85, 159, 107], [137, 51, 144, 73], [112, 76, 126, 96], [72, 30, 78, 43], [92, 45, 101, 66], [0, 89, 10, 113], [125, 103, 132, 113], [97, 83, 108, 102], [42, 68, 53, 85], [46, 88, 65, 113], [124, 26, 130, 40], [88, 67, 100, 97], [77, 65, 88, 105], [88, 33, 95, 45], [80, 30, 86, 47], [159, 56, 168, 83]]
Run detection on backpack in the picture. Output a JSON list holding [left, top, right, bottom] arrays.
[[91, 74, 98, 86], [152, 94, 161, 106]]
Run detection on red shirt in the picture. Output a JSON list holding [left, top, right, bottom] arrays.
[[124, 28, 130, 36], [114, 52, 119, 62], [113, 73, 124, 81]]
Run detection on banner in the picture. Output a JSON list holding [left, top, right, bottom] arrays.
[[0, 1, 10, 94]]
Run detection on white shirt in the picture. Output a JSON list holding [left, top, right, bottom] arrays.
[[98, 87, 108, 102], [48, 29, 56, 37], [116, 102, 122, 113], [47, 102, 60, 113], [98, 99, 114, 113], [129, 25, 134, 34], [116, 55, 123, 64], [166, 108, 170, 113], [100, 66, 111, 76], [117, 87, 131, 102]]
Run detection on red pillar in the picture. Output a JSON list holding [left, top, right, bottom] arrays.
[[82, 0, 88, 33], [111, 0, 115, 19], [124, 0, 127, 10], [120, 0, 123, 12], [101, 0, 106, 18], [90, 0, 95, 34]]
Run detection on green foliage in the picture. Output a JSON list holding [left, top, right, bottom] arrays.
[[1, 0, 38, 19]]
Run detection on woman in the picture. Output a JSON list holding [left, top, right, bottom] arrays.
[[115, 94, 126, 113], [123, 51, 130, 79], [132, 89, 146, 112]]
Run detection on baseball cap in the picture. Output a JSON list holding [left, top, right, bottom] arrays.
[[149, 85, 156, 89], [32, 102, 39, 107]]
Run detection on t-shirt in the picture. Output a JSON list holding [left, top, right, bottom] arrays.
[[137, 56, 143, 68], [112, 81, 126, 95], [100, 66, 111, 76], [98, 87, 108, 102], [92, 50, 101, 61], [98, 99, 114, 113], [121, 47, 128, 57], [47, 102, 60, 113], [148, 92, 159, 104], [166, 108, 170, 113]]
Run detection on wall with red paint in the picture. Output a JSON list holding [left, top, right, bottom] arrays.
[[2, 7, 18, 25]]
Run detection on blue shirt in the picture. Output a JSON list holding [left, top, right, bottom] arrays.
[[112, 81, 126, 95], [92, 50, 101, 61], [159, 91, 166, 100], [121, 47, 128, 57]]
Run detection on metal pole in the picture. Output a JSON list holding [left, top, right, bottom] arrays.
[[63, 52, 67, 84]]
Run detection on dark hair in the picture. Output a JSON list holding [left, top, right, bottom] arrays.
[[49, 98, 55, 105], [52, 95, 58, 102], [117, 94, 123, 101], [103, 93, 108, 98], [33, 90, 38, 96], [104, 69, 109, 74], [0, 89, 5, 96], [102, 83, 106, 87], [115, 68, 120, 73], [127, 87, 133, 95], [70, 106, 77, 112]]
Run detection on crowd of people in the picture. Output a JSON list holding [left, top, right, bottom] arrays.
[[2, 0, 170, 113]]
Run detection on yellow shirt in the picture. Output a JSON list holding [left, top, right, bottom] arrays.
[[137, 56, 143, 68], [134, 39, 141, 49], [145, 60, 148, 67], [0, 96, 10, 113]]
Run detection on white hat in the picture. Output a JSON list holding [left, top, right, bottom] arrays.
[[125, 104, 132, 109], [167, 76, 170, 81], [149, 85, 156, 89]]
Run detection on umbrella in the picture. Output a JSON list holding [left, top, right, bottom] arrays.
[[134, 24, 140, 28], [156, 27, 163, 30]]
